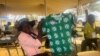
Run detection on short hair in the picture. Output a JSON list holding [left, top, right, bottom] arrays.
[[8, 22, 11, 25]]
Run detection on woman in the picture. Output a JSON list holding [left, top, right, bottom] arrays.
[[18, 20, 45, 56]]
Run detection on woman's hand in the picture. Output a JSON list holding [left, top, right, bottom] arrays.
[[39, 47, 46, 53], [39, 47, 51, 53], [45, 48, 51, 52]]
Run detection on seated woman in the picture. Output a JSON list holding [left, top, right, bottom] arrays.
[[18, 20, 45, 56]]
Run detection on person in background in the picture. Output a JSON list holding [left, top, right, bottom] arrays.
[[5, 22, 11, 31], [0, 28, 4, 38], [81, 14, 97, 51], [4, 22, 12, 35]]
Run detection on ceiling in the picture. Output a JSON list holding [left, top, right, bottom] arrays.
[[0, 0, 95, 16]]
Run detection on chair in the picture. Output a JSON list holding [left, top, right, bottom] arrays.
[[0, 35, 19, 56]]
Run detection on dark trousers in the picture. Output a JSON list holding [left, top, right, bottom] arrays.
[[81, 38, 98, 51]]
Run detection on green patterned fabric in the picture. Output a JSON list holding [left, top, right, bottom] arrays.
[[42, 13, 74, 56]]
